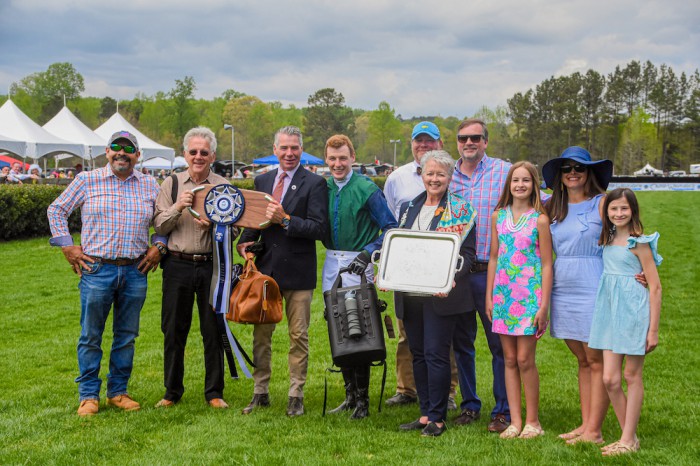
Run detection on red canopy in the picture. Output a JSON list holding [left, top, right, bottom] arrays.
[[0, 154, 30, 170]]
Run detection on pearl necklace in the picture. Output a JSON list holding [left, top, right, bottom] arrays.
[[504, 206, 532, 232]]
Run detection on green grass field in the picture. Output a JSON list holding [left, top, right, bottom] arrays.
[[1, 192, 698, 465]]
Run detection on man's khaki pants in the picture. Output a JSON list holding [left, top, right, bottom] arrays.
[[251, 289, 313, 398]]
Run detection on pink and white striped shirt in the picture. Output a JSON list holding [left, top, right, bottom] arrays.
[[450, 154, 511, 262]]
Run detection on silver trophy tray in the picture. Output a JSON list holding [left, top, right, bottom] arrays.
[[372, 229, 463, 295]]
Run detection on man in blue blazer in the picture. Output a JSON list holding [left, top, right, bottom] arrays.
[[236, 126, 328, 417]]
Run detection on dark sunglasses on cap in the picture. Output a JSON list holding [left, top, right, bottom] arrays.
[[560, 164, 586, 174], [188, 149, 210, 157], [457, 134, 484, 144], [110, 143, 137, 154]]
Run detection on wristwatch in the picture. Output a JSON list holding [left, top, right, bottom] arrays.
[[281, 215, 291, 229], [154, 242, 168, 255]]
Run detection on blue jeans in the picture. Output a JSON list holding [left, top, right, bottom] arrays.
[[458, 271, 510, 419], [76, 262, 147, 401]]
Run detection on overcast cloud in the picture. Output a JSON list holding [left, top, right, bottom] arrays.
[[1, 0, 698, 119]]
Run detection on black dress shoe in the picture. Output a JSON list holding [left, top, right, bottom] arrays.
[[241, 393, 270, 415], [385, 393, 418, 406], [453, 409, 481, 426], [399, 418, 428, 431], [421, 422, 447, 437], [286, 396, 304, 417]]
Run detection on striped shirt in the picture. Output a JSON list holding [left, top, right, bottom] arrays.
[[450, 154, 511, 262], [48, 167, 160, 259]]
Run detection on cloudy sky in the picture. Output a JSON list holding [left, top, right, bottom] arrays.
[[1, 0, 698, 119]]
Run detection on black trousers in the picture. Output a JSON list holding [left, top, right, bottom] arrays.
[[403, 296, 470, 423], [161, 255, 224, 402]]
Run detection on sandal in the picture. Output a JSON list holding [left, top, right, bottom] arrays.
[[558, 430, 581, 440], [499, 425, 521, 439], [567, 435, 604, 445], [519, 424, 545, 439], [601, 440, 639, 456]]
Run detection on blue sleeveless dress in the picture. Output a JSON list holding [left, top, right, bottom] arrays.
[[550, 195, 604, 342], [588, 233, 662, 355]]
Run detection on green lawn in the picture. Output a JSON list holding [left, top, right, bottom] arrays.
[[1, 192, 698, 465]]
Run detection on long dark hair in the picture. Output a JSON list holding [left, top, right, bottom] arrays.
[[599, 188, 644, 245], [495, 161, 544, 213], [545, 163, 606, 222]]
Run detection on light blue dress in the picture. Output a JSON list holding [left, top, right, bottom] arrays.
[[550, 194, 604, 341], [588, 233, 662, 355]]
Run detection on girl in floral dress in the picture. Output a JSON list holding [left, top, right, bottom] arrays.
[[486, 161, 553, 439]]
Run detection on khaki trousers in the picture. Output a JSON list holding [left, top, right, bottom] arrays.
[[251, 289, 313, 398], [395, 318, 458, 397]]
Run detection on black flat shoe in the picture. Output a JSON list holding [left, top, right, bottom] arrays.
[[399, 418, 428, 431], [421, 422, 447, 437]]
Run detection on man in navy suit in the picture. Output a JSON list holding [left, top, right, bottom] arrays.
[[236, 126, 328, 417]]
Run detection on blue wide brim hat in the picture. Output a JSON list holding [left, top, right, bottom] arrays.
[[542, 146, 613, 190]]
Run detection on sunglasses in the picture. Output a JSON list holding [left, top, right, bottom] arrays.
[[110, 143, 136, 154], [560, 164, 586, 174], [457, 134, 484, 144], [188, 149, 210, 157]]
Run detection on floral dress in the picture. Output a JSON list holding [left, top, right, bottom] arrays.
[[492, 207, 543, 336]]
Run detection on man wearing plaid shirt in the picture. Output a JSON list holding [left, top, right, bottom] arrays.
[[48, 130, 166, 417], [449, 119, 512, 433]]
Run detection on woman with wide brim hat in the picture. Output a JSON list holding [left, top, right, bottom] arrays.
[[543, 146, 612, 445]]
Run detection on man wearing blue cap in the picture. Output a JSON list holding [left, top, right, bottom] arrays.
[[449, 118, 511, 432], [383, 122, 458, 409]]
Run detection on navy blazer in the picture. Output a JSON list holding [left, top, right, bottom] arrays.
[[238, 166, 328, 290], [394, 190, 476, 318]]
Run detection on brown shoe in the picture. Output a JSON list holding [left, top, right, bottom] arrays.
[[454, 409, 481, 426], [106, 394, 140, 411], [488, 414, 509, 433], [242, 393, 270, 415], [155, 399, 175, 408], [208, 398, 229, 409], [77, 399, 99, 416], [286, 396, 304, 417]]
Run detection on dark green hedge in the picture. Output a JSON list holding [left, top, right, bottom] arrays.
[[0, 177, 386, 241], [0, 184, 82, 241]]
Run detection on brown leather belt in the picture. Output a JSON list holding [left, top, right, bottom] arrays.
[[91, 255, 144, 266], [169, 251, 213, 262], [470, 261, 489, 273]]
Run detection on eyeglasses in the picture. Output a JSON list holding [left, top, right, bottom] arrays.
[[457, 134, 484, 144], [110, 143, 136, 154], [188, 149, 210, 157], [560, 164, 586, 174]]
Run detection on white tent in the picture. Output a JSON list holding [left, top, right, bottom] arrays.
[[0, 100, 84, 159], [141, 156, 187, 171], [634, 163, 663, 176], [43, 106, 106, 161], [95, 113, 175, 162], [0, 133, 26, 156]]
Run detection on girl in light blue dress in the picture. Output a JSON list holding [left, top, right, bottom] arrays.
[[588, 188, 662, 457]]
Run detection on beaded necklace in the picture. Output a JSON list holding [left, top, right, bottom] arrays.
[[504, 206, 533, 232]]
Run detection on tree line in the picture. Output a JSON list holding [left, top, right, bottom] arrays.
[[2, 61, 698, 172]]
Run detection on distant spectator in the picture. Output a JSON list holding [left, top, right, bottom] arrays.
[[67, 170, 75, 179], [4, 165, 23, 183], [158, 169, 167, 180], [28, 164, 42, 182], [75, 163, 83, 174]]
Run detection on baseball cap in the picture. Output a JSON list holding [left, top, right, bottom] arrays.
[[108, 130, 139, 151], [411, 121, 440, 140]]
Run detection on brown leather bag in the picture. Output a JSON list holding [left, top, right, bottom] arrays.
[[228, 254, 283, 324]]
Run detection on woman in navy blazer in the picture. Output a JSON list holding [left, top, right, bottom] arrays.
[[395, 150, 477, 436]]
